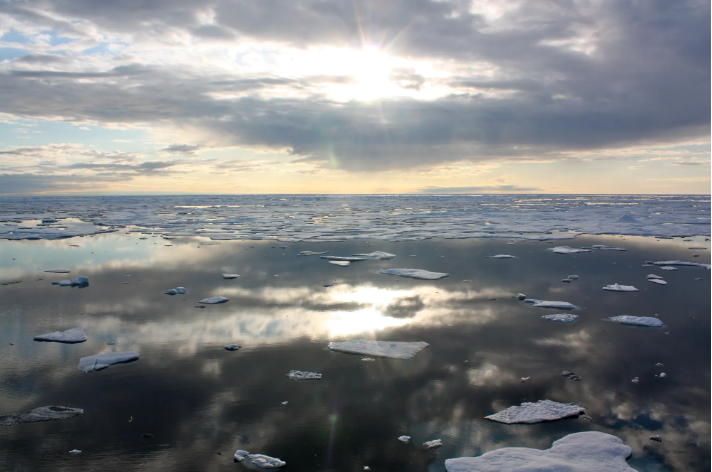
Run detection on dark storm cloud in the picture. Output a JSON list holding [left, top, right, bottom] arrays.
[[0, 0, 708, 171]]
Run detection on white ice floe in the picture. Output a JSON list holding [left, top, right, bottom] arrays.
[[444, 431, 635, 472], [651, 260, 711, 269], [378, 268, 449, 280], [329, 261, 351, 266], [631, 377, 639, 383], [361, 357, 376, 361], [224, 344, 241, 351], [164, 287, 187, 295], [487, 254, 516, 259], [659, 372, 667, 378], [549, 246, 591, 254], [523, 299, 577, 310], [199, 296, 229, 304], [592, 245, 627, 251], [234, 450, 249, 461], [423, 439, 442, 449], [34, 327, 86, 343], [328, 340, 429, 359], [485, 399, 584, 424], [353, 251, 396, 260], [603, 284, 639, 292], [0, 405, 84, 426], [567, 275, 579, 280], [68, 449, 81, 454], [542, 314, 580, 324], [648, 279, 667, 285], [321, 256, 368, 262], [52, 276, 89, 287], [77, 351, 140, 373], [298, 251, 330, 256], [247, 454, 287, 468], [222, 274, 239, 279], [608, 315, 664, 327], [287, 370, 322, 380], [398, 435, 411, 443], [646, 274, 663, 279], [660, 266, 678, 271]]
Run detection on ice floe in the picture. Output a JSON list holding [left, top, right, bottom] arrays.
[[328, 340, 429, 359], [423, 439, 442, 449], [69, 449, 81, 454], [567, 275, 579, 280], [378, 268, 449, 280], [45, 269, 71, 273], [485, 399, 584, 424], [234, 450, 286, 468], [660, 266, 678, 271], [51, 276, 89, 287], [321, 256, 367, 262], [549, 246, 591, 254], [398, 435, 411, 443], [648, 278, 667, 285], [287, 370, 322, 380], [646, 274, 663, 279], [164, 287, 187, 295], [542, 314, 580, 324], [650, 260, 711, 269], [608, 315, 664, 327], [222, 274, 240, 279], [592, 245, 626, 251], [224, 344, 241, 351], [523, 299, 577, 310], [444, 431, 635, 472], [34, 327, 86, 343], [603, 284, 639, 292], [486, 254, 516, 259], [77, 351, 140, 373], [329, 261, 350, 266], [199, 296, 229, 304], [0, 406, 84, 426], [298, 251, 330, 256], [353, 251, 396, 260]]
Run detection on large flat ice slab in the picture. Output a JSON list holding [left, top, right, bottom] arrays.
[[328, 340, 429, 359], [34, 327, 86, 343], [603, 284, 639, 292], [549, 246, 591, 254], [77, 351, 140, 373], [445, 431, 634, 472], [0, 406, 84, 426], [485, 399, 584, 424], [608, 315, 664, 327], [523, 299, 577, 310], [353, 251, 396, 260], [650, 260, 711, 269], [199, 296, 229, 304], [379, 268, 449, 280]]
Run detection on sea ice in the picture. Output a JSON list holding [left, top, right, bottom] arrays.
[[523, 299, 577, 310], [298, 251, 330, 256], [328, 340, 429, 359], [592, 245, 627, 251], [603, 284, 639, 292], [329, 261, 351, 266], [222, 274, 240, 279], [321, 256, 367, 262], [651, 260, 711, 269], [33, 327, 86, 343], [485, 399, 584, 424], [378, 268, 449, 280], [542, 314, 580, 323], [567, 275, 579, 280], [648, 279, 667, 285], [164, 287, 188, 295], [444, 431, 635, 472], [398, 435, 411, 443], [660, 266, 677, 271], [52, 276, 89, 287], [1, 280, 22, 285], [646, 274, 663, 279], [0, 406, 84, 426], [423, 439, 442, 449], [608, 315, 664, 327], [69, 449, 81, 454], [287, 370, 322, 380], [77, 351, 140, 373], [487, 254, 516, 259], [199, 296, 229, 304], [234, 450, 250, 461], [45, 269, 71, 273], [224, 344, 241, 351], [353, 251, 396, 260], [549, 246, 591, 254], [247, 454, 287, 468]]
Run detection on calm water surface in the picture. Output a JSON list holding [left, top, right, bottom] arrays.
[[0, 233, 709, 471]]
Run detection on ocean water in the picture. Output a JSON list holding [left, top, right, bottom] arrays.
[[0, 196, 709, 472]]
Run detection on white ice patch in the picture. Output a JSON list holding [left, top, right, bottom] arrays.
[[222, 274, 240, 279], [52, 276, 89, 287], [486, 254, 516, 259], [651, 260, 711, 269], [164, 287, 187, 295], [353, 251, 396, 260], [77, 351, 139, 373], [329, 261, 351, 266], [378, 268, 449, 280], [485, 399, 584, 424], [567, 275, 579, 280], [646, 274, 663, 279], [34, 327, 86, 343], [603, 284, 639, 292], [0, 406, 84, 426], [523, 299, 577, 310], [398, 435, 411, 443], [321, 256, 368, 262], [445, 431, 634, 472], [592, 245, 626, 251], [423, 439, 442, 449], [542, 314, 580, 324], [328, 340, 429, 359], [247, 454, 287, 468], [199, 296, 229, 304], [608, 315, 664, 327], [287, 370, 322, 380], [298, 251, 330, 256], [660, 266, 678, 271], [648, 279, 667, 285], [549, 246, 591, 254]]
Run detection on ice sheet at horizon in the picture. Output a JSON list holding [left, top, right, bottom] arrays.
[[0, 195, 708, 242]]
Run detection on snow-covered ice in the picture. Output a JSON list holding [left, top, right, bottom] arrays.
[[445, 431, 634, 472], [549, 246, 591, 254], [353, 251, 396, 260], [423, 439, 442, 449], [523, 299, 577, 310], [398, 435, 411, 443], [77, 351, 140, 372], [329, 260, 351, 266], [660, 266, 678, 271], [234, 450, 286, 468], [164, 287, 187, 295], [321, 256, 367, 262], [287, 370, 322, 380], [34, 327, 86, 343], [199, 296, 229, 304], [648, 279, 667, 285], [603, 284, 639, 292], [222, 274, 239, 279], [0, 406, 84, 426], [69, 449, 81, 454], [608, 315, 664, 327], [651, 260, 711, 269], [328, 340, 429, 359], [646, 274, 663, 279], [485, 399, 584, 424], [378, 268, 449, 280], [234, 450, 250, 461], [487, 254, 516, 259], [567, 275, 579, 280], [542, 314, 580, 323]]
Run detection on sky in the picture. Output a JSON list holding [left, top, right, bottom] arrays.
[[0, 0, 709, 195]]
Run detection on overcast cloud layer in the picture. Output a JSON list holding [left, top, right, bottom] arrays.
[[0, 0, 709, 193]]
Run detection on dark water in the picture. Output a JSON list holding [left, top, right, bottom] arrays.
[[0, 233, 709, 471]]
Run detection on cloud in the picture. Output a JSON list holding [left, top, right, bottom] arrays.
[[161, 144, 202, 154], [419, 185, 541, 193]]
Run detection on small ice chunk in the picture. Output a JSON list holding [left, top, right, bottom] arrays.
[[646, 274, 663, 279], [52, 276, 89, 286], [234, 450, 250, 461], [199, 296, 229, 304], [423, 439, 442, 449], [648, 279, 667, 285], [523, 299, 577, 310], [0, 406, 84, 425], [485, 399, 584, 424], [34, 327, 86, 343], [660, 266, 677, 271], [516, 293, 526, 300], [224, 344, 241, 351], [361, 357, 376, 361], [248, 453, 287, 468], [561, 278, 571, 283], [603, 284, 639, 292], [542, 314, 580, 324], [77, 351, 140, 373], [287, 370, 322, 380], [164, 287, 188, 295], [353, 251, 396, 260], [592, 245, 626, 251], [444, 431, 635, 472], [379, 268, 449, 280], [567, 275, 579, 280], [45, 269, 71, 273], [329, 260, 351, 266], [69, 449, 81, 454], [486, 254, 516, 259], [321, 256, 367, 262], [659, 372, 667, 378], [298, 251, 330, 256], [398, 435, 411, 443], [609, 315, 664, 327], [549, 246, 591, 254], [222, 274, 240, 279], [328, 340, 429, 359], [631, 377, 639, 383]]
